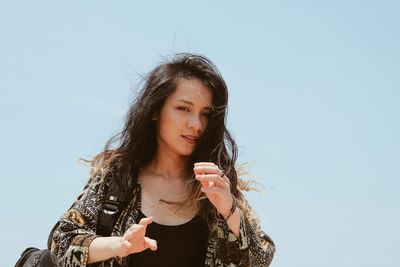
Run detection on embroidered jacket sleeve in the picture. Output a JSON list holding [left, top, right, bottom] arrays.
[[50, 174, 105, 267], [216, 198, 275, 266]]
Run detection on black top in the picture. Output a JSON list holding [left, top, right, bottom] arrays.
[[128, 210, 210, 267]]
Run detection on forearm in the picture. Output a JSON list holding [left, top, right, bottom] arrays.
[[88, 236, 121, 264], [225, 207, 240, 237]]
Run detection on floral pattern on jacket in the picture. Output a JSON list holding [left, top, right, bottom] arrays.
[[50, 174, 275, 267]]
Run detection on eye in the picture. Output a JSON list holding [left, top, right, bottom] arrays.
[[202, 112, 211, 118], [177, 106, 190, 112]]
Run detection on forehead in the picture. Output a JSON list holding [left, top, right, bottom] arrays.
[[168, 78, 213, 107]]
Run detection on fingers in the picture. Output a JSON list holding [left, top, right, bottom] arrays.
[[124, 217, 153, 239], [126, 217, 153, 232], [194, 162, 230, 189], [195, 174, 229, 189], [144, 237, 158, 251], [194, 162, 224, 176], [221, 175, 230, 184], [124, 224, 144, 240], [139, 216, 153, 226], [200, 185, 225, 194]]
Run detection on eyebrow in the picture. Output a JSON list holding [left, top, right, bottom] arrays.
[[177, 99, 213, 110]]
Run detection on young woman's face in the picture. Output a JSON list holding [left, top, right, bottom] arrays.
[[155, 78, 213, 158]]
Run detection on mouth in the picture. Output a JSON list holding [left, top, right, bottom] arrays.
[[182, 135, 199, 144]]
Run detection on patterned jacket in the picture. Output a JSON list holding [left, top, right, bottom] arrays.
[[50, 173, 275, 267]]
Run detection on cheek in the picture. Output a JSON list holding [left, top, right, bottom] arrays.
[[158, 111, 183, 135], [198, 115, 209, 131], [203, 117, 210, 129]]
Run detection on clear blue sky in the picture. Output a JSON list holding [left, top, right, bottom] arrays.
[[1, 1, 399, 266]]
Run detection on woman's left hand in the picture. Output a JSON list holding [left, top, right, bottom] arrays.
[[194, 162, 233, 218]]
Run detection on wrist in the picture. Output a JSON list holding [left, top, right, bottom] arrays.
[[113, 236, 124, 258], [89, 236, 121, 264], [219, 196, 237, 221]]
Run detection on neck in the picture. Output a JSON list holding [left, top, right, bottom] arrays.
[[144, 150, 191, 180]]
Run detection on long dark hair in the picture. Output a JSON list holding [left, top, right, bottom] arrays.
[[84, 53, 245, 226]]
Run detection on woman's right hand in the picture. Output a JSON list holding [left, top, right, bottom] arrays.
[[116, 217, 158, 257], [88, 217, 157, 264]]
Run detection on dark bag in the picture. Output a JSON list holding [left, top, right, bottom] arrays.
[[15, 177, 131, 267], [14, 247, 55, 267]]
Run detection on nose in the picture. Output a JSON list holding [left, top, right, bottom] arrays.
[[187, 114, 203, 133]]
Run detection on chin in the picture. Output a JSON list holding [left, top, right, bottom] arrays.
[[180, 151, 194, 157], [177, 149, 195, 157]]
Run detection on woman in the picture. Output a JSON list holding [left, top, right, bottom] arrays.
[[50, 53, 275, 267]]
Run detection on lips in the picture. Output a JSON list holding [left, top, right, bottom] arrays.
[[182, 135, 199, 144]]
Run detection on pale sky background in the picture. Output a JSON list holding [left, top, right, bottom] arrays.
[[1, 1, 399, 266]]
